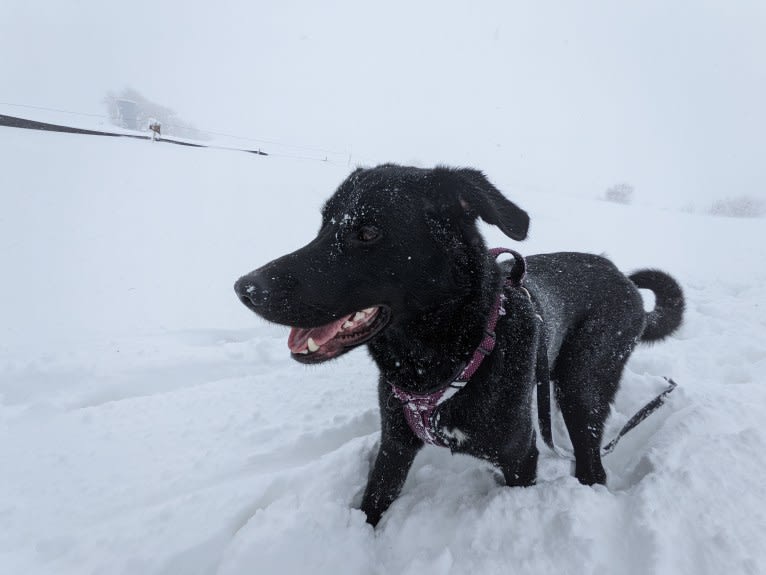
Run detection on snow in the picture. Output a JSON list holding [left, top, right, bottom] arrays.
[[3, 0, 766, 569], [1, 127, 765, 575]]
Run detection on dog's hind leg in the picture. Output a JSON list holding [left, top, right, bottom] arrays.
[[552, 319, 641, 485]]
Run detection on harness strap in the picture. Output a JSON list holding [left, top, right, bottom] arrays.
[[488, 247, 526, 287], [390, 248, 527, 446], [390, 382, 465, 448]]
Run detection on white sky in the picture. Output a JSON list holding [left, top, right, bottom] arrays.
[[2, 0, 764, 206]]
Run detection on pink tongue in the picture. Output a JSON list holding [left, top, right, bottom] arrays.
[[288, 315, 350, 353]]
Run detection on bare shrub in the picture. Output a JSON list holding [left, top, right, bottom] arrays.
[[604, 183, 634, 205], [708, 195, 766, 218]]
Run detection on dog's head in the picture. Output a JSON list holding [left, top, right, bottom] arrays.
[[234, 164, 528, 363]]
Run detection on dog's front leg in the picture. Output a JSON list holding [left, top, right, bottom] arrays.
[[360, 437, 420, 526], [360, 384, 423, 526]]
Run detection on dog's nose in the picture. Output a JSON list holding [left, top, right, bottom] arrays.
[[234, 273, 268, 311]]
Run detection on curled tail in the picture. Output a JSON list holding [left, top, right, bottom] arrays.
[[629, 269, 685, 342]]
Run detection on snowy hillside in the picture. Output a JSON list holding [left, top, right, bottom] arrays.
[[1, 129, 765, 575]]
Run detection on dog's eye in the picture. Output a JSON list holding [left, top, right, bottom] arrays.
[[357, 226, 380, 242]]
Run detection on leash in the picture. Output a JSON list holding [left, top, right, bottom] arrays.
[[537, 377, 678, 459], [531, 291, 678, 459], [601, 377, 677, 455]]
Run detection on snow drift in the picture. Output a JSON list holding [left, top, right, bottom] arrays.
[[1, 129, 765, 575]]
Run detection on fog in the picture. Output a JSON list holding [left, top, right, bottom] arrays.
[[3, 1, 764, 206]]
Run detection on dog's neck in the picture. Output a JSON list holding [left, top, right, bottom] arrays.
[[368, 252, 502, 392]]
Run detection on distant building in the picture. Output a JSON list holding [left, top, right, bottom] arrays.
[[114, 99, 139, 130]]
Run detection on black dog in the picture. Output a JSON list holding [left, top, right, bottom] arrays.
[[235, 164, 684, 526]]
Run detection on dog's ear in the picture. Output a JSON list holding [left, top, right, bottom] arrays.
[[445, 168, 529, 241]]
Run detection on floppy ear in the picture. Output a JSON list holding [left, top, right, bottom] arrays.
[[449, 168, 529, 241]]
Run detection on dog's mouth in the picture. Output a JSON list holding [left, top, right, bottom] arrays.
[[288, 306, 390, 364]]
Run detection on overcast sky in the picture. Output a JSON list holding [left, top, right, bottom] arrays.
[[2, 0, 764, 207]]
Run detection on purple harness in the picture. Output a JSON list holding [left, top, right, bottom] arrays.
[[389, 248, 527, 447]]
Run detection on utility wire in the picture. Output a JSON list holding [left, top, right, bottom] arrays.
[[0, 114, 268, 156], [0, 101, 349, 158], [0, 101, 106, 119]]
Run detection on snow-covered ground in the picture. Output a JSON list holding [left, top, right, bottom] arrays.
[[1, 128, 765, 575]]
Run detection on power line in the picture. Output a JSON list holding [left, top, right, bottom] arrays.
[[162, 121, 348, 156], [0, 114, 268, 156], [0, 100, 350, 158], [0, 101, 106, 119]]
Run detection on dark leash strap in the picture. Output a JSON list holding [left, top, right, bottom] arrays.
[[535, 321, 555, 452], [535, 324, 678, 457], [493, 248, 565, 452], [600, 377, 677, 455], [503, 255, 678, 459]]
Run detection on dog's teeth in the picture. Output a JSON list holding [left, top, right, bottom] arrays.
[[354, 312, 366, 321], [298, 350, 309, 355], [363, 307, 375, 314], [343, 321, 354, 329], [307, 338, 320, 352]]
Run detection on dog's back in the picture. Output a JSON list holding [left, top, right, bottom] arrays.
[[522, 253, 642, 365]]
